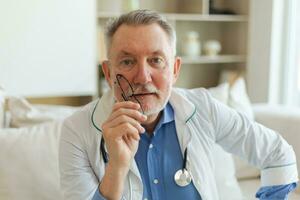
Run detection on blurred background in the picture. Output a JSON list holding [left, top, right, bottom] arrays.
[[0, 0, 299, 106], [1, 1, 300, 199]]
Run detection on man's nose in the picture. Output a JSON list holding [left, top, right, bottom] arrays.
[[133, 61, 152, 84]]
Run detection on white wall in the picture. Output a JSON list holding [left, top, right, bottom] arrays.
[[247, 0, 273, 103], [0, 0, 97, 97], [247, 0, 285, 103]]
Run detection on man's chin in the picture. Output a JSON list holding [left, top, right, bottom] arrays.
[[142, 109, 161, 116], [140, 102, 166, 116]]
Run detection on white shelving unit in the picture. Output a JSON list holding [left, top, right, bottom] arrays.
[[181, 55, 247, 64], [164, 13, 248, 22], [97, 0, 249, 92], [98, 12, 248, 22]]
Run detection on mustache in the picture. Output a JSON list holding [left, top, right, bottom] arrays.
[[125, 84, 159, 97]]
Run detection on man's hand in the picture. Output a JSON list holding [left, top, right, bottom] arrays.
[[99, 101, 147, 200]]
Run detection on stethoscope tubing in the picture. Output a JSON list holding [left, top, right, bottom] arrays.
[[100, 73, 191, 191]]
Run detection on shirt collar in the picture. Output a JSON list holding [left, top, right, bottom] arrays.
[[152, 102, 174, 133]]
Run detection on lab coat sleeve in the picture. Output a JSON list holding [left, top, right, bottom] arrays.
[[59, 119, 100, 200], [207, 92, 299, 187]]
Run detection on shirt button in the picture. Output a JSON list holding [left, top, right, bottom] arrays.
[[149, 144, 153, 149], [153, 179, 159, 184]]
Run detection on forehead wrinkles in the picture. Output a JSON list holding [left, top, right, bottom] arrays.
[[110, 24, 172, 58], [113, 37, 168, 56]]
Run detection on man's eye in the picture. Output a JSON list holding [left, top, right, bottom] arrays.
[[118, 59, 136, 70], [152, 58, 162, 63], [149, 57, 165, 68], [120, 59, 134, 66]]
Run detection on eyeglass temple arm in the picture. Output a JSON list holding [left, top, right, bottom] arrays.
[[115, 74, 145, 114]]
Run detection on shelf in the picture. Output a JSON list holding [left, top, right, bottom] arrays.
[[98, 12, 120, 18], [98, 12, 248, 22], [181, 55, 247, 64], [164, 14, 248, 22]]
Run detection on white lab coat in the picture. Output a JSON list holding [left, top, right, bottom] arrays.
[[59, 88, 298, 200]]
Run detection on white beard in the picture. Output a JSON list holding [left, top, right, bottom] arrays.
[[141, 86, 172, 116]]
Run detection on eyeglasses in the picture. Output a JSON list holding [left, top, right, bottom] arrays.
[[114, 74, 145, 114], [100, 74, 145, 164]]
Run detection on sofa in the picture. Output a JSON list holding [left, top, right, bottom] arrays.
[[239, 104, 300, 199], [0, 81, 299, 199]]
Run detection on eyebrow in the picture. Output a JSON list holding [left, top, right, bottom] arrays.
[[116, 50, 167, 59], [151, 50, 167, 59], [153, 50, 163, 54], [116, 51, 134, 58]]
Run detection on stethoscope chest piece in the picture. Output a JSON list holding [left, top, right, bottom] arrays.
[[174, 168, 192, 187]]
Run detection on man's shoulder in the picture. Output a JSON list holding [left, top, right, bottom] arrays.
[[172, 87, 212, 102], [62, 99, 99, 132], [170, 87, 214, 118]]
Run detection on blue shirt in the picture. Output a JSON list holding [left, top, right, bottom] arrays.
[[92, 103, 297, 200], [134, 103, 201, 200]]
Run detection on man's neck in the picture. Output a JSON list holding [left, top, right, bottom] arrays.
[[142, 111, 162, 134]]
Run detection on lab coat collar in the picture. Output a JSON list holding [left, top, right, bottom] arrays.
[[169, 88, 197, 124], [92, 88, 197, 132], [169, 88, 196, 155], [91, 89, 114, 133]]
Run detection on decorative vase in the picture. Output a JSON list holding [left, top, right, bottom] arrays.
[[182, 31, 201, 57], [203, 40, 221, 56], [122, 0, 140, 12]]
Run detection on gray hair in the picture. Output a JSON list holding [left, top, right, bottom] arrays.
[[104, 9, 176, 56]]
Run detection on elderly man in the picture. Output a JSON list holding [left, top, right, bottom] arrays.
[[59, 10, 298, 200]]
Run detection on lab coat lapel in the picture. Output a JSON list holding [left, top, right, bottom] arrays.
[[92, 90, 114, 132], [169, 89, 196, 154]]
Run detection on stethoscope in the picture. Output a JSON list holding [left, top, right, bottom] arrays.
[[100, 137, 192, 187], [99, 74, 192, 188]]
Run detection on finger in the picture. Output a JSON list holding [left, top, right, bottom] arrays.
[[115, 122, 140, 141], [123, 134, 139, 150], [106, 115, 145, 133], [103, 122, 140, 141], [107, 108, 147, 124], [112, 101, 140, 112], [123, 135, 130, 148]]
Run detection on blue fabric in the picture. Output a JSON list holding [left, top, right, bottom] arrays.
[[91, 182, 298, 200], [134, 103, 202, 200], [92, 102, 298, 200], [92, 187, 106, 200], [256, 182, 298, 200]]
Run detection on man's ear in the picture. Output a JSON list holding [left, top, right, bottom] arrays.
[[172, 56, 181, 85], [102, 60, 113, 88]]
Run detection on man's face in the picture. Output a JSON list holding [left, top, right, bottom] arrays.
[[103, 23, 181, 116]]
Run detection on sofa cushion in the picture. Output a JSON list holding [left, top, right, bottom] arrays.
[[7, 96, 77, 128], [209, 78, 260, 181], [0, 121, 63, 200]]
